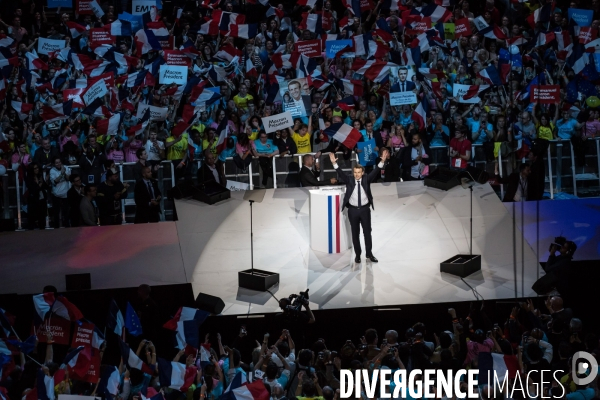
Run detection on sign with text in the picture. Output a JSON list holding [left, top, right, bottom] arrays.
[[262, 111, 294, 133], [158, 36, 174, 51], [407, 17, 431, 35], [90, 0, 104, 18], [568, 8, 593, 27], [136, 104, 168, 121], [454, 18, 472, 38], [78, 350, 101, 383], [63, 89, 85, 108], [71, 322, 95, 348], [360, 0, 374, 12], [163, 50, 192, 67], [325, 40, 353, 58], [226, 180, 249, 191], [389, 91, 417, 106], [47, 0, 73, 8], [83, 79, 108, 105], [579, 27, 597, 44], [530, 85, 560, 104], [118, 13, 142, 31], [443, 23, 455, 40], [76, 0, 94, 15], [38, 38, 65, 55], [453, 84, 485, 104], [357, 138, 378, 167], [294, 40, 322, 57], [33, 317, 71, 345], [132, 0, 155, 14], [159, 65, 188, 84], [90, 28, 115, 46]]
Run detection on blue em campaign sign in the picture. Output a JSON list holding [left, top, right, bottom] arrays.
[[357, 139, 378, 167], [568, 8, 593, 27]]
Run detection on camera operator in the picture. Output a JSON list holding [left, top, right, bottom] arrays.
[[276, 291, 315, 326], [543, 237, 577, 296]]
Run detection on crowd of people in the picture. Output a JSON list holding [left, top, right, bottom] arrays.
[[1, 0, 600, 229], [0, 282, 598, 400]]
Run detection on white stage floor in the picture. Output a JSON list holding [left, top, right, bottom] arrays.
[[175, 181, 542, 315]]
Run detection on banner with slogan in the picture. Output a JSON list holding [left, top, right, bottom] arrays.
[[295, 40, 322, 57], [136, 104, 168, 121], [63, 88, 85, 108], [33, 317, 71, 345], [47, 0, 73, 8], [442, 23, 455, 40], [158, 36, 174, 51], [357, 139, 378, 167], [163, 50, 192, 67], [78, 350, 101, 383], [579, 27, 597, 44], [83, 79, 108, 105], [90, 28, 115, 46], [569, 8, 593, 27], [262, 111, 294, 133], [132, 0, 156, 14], [359, 0, 374, 12], [38, 38, 65, 55], [71, 321, 96, 348], [389, 91, 417, 106], [77, 0, 94, 15], [325, 40, 353, 58], [453, 84, 484, 104], [530, 85, 560, 104], [159, 65, 188, 84], [407, 17, 431, 35], [454, 18, 472, 38]]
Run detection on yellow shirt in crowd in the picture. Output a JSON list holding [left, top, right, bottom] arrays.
[[292, 131, 311, 154], [166, 134, 189, 160]]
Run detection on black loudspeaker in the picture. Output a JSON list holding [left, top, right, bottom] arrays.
[[440, 254, 481, 277], [424, 167, 460, 191], [195, 293, 225, 315], [66, 273, 91, 291], [192, 182, 231, 205], [466, 166, 490, 185], [532, 272, 560, 295]]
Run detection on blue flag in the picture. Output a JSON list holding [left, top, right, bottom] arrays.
[[125, 302, 143, 337], [7, 335, 36, 354]]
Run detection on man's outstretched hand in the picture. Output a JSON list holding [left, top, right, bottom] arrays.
[[329, 152, 337, 164], [380, 148, 390, 161]]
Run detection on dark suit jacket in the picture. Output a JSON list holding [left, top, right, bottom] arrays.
[[398, 80, 416, 92], [335, 163, 381, 210], [199, 161, 226, 186], [299, 166, 328, 187], [501, 172, 525, 202], [400, 142, 431, 181], [33, 147, 60, 169], [134, 178, 162, 223]]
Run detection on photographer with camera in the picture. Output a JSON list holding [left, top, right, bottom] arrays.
[[542, 236, 577, 297], [276, 290, 315, 326]]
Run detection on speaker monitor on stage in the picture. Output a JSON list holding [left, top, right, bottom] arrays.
[[195, 292, 225, 315], [424, 167, 460, 191], [169, 182, 230, 205]]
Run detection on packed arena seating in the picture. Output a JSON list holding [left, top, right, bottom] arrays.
[[1, 0, 600, 227]]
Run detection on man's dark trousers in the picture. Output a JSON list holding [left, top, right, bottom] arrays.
[[348, 204, 372, 257]]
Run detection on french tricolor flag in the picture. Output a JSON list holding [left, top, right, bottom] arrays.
[[477, 65, 502, 86], [36, 368, 54, 400], [26, 50, 48, 70], [105, 20, 132, 37], [118, 339, 155, 374], [96, 114, 122, 136], [141, 6, 160, 27], [215, 115, 230, 155], [411, 99, 429, 131], [97, 366, 120, 400], [66, 21, 87, 38], [330, 96, 355, 112], [324, 123, 362, 149], [163, 307, 210, 349], [135, 29, 163, 56], [221, 378, 270, 400], [418, 3, 452, 22], [199, 344, 212, 368], [32, 292, 82, 322], [351, 59, 396, 83], [506, 36, 528, 47], [127, 108, 151, 137], [478, 353, 519, 385], [189, 86, 221, 105], [227, 24, 258, 40], [341, 79, 363, 97], [0, 34, 14, 48], [157, 358, 192, 391], [64, 346, 92, 379], [527, 3, 553, 29], [11, 101, 34, 121], [535, 32, 555, 47]]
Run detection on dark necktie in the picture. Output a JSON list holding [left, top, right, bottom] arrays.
[[147, 181, 154, 199], [402, 82, 405, 92], [357, 181, 361, 207]]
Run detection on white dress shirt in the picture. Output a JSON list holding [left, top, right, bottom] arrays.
[[333, 162, 384, 207]]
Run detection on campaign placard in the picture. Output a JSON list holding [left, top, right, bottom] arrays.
[[47, 0, 73, 8], [280, 78, 312, 117], [78, 351, 101, 383], [579, 27, 597, 44], [530, 85, 560, 104], [453, 84, 486, 104], [294, 40, 322, 57], [568, 8, 594, 27], [443, 23, 455, 40], [88, 72, 115, 89], [77, 0, 94, 15], [325, 40, 353, 58], [38, 38, 65, 55], [71, 322, 95, 348], [118, 13, 142, 31], [132, 0, 156, 14], [34, 317, 71, 345], [83, 80, 108, 105], [136, 104, 168, 121], [262, 111, 294, 133], [357, 138, 378, 167], [454, 18, 472, 38], [389, 91, 418, 106], [159, 65, 188, 84], [163, 50, 192, 67], [90, 28, 114, 46]]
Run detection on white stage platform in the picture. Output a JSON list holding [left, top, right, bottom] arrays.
[[0, 181, 542, 315], [175, 181, 541, 315]]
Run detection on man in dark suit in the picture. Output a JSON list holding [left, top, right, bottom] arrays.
[[198, 150, 226, 186], [397, 67, 416, 92], [134, 166, 162, 223], [329, 149, 390, 263], [299, 152, 337, 187], [33, 138, 60, 172], [501, 163, 531, 202]]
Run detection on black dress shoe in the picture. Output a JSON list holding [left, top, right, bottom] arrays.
[[355, 255, 361, 263], [366, 255, 378, 263]]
